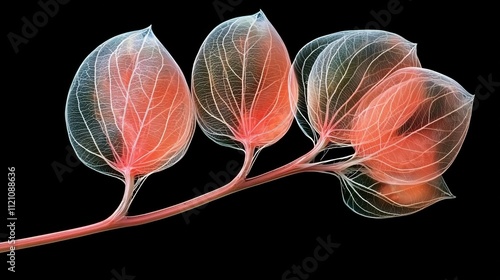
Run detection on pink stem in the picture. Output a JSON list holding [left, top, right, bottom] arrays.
[[238, 138, 328, 190], [112, 146, 256, 228], [0, 172, 135, 252], [0, 139, 343, 252]]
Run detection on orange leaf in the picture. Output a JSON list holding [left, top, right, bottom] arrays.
[[351, 67, 473, 184], [294, 30, 420, 144], [340, 172, 454, 218], [192, 11, 298, 150], [66, 27, 195, 179]]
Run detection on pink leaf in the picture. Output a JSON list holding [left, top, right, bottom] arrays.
[[351, 67, 474, 184], [66, 27, 195, 179], [302, 30, 420, 144], [340, 171, 454, 218], [192, 11, 298, 151]]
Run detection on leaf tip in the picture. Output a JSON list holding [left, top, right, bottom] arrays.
[[254, 10, 267, 21]]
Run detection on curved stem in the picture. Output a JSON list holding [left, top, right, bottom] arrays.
[[0, 149, 255, 253], [239, 137, 328, 190], [0, 173, 135, 252], [0, 139, 342, 253], [118, 139, 330, 228], [113, 146, 256, 228], [110, 171, 135, 219]]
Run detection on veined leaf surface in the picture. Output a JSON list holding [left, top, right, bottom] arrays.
[[66, 27, 195, 180], [302, 30, 420, 144], [192, 11, 298, 151], [351, 67, 474, 185], [340, 171, 454, 218]]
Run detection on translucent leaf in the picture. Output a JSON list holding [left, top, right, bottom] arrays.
[[304, 30, 420, 144], [340, 171, 454, 218], [66, 27, 195, 180], [192, 11, 298, 151], [351, 67, 474, 184], [291, 31, 350, 142]]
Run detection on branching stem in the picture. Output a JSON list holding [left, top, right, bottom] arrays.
[[0, 138, 349, 253]]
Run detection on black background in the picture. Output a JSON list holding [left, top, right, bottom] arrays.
[[4, 1, 498, 279]]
